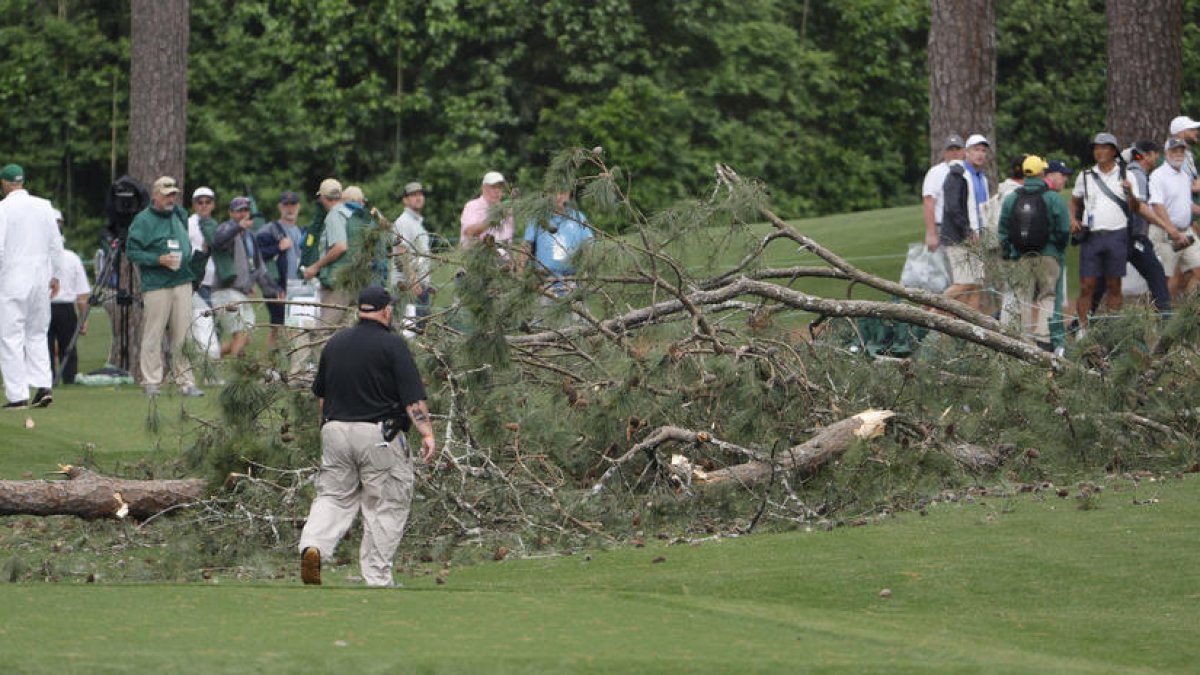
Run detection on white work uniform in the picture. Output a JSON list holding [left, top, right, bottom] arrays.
[[0, 189, 64, 402]]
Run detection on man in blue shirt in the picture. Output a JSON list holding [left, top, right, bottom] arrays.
[[522, 191, 593, 299]]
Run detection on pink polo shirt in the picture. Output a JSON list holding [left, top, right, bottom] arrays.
[[459, 195, 514, 249]]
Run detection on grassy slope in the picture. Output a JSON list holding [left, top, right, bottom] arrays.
[[1, 477, 1196, 673]]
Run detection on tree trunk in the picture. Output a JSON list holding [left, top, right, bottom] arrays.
[[928, 0, 996, 182], [128, 0, 189, 187], [123, 0, 189, 380], [1106, 0, 1181, 146], [0, 466, 206, 520]]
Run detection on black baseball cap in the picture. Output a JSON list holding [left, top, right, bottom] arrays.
[[357, 286, 393, 312]]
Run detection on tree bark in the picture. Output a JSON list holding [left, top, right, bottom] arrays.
[[122, 0, 189, 380], [1106, 0, 1181, 146], [128, 0, 189, 188], [928, 0, 996, 181], [0, 466, 206, 520]]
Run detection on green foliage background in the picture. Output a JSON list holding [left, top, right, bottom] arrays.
[[2, 0, 1200, 245]]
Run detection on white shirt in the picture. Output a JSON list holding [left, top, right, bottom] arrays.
[[391, 207, 431, 286], [0, 189, 64, 289], [1071, 163, 1140, 232], [921, 162, 951, 223], [187, 213, 217, 287], [52, 247, 91, 304], [1149, 162, 1193, 229]]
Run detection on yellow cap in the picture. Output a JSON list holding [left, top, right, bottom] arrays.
[[1022, 155, 1048, 177]]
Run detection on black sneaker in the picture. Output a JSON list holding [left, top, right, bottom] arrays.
[[31, 388, 52, 408], [3, 400, 29, 410]]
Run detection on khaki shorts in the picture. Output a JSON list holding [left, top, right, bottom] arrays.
[[1149, 227, 1200, 276], [210, 288, 255, 335], [945, 245, 984, 285]]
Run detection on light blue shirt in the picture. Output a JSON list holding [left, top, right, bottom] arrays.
[[523, 208, 593, 284]]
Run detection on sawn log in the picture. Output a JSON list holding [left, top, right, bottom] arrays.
[[0, 465, 206, 520]]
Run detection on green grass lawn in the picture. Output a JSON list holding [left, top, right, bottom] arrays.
[[1, 476, 1196, 673]]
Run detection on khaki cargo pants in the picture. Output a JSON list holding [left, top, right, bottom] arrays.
[[298, 421, 414, 587]]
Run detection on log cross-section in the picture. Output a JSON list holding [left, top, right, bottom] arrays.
[[0, 466, 206, 520]]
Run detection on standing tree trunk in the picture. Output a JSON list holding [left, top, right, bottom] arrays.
[[927, 0, 996, 183], [122, 0, 189, 381], [1106, 0, 1181, 146]]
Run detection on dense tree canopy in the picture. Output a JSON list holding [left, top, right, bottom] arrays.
[[2, 0, 1199, 246]]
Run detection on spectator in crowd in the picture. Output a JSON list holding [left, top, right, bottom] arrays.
[[256, 190, 303, 347], [1150, 137, 1200, 300], [460, 171, 513, 256], [303, 178, 352, 327], [522, 190, 593, 300], [1070, 133, 1138, 335], [1101, 140, 1171, 312], [921, 134, 964, 252], [392, 181, 433, 324], [207, 196, 282, 358], [997, 156, 1070, 352], [187, 186, 221, 361], [126, 176, 202, 397], [342, 185, 389, 288], [1044, 160, 1073, 192], [940, 134, 991, 311], [1167, 115, 1200, 188], [48, 216, 91, 385], [0, 164, 62, 409]]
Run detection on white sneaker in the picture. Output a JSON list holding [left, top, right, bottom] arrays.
[[179, 385, 205, 398]]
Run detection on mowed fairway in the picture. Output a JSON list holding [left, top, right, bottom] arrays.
[[1, 205, 1189, 673], [2, 476, 1198, 673]]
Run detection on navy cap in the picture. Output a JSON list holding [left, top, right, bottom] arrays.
[[229, 196, 251, 211], [357, 285, 393, 312], [1046, 159, 1073, 175], [943, 134, 964, 150], [279, 190, 300, 204], [1166, 137, 1189, 151]]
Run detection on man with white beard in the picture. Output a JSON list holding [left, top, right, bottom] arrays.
[[0, 163, 63, 409], [1150, 137, 1200, 299]]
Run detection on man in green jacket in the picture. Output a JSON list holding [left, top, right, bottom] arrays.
[[998, 156, 1071, 353], [125, 176, 203, 397]]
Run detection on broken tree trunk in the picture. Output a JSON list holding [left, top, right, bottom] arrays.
[[0, 465, 207, 520], [699, 409, 895, 486]]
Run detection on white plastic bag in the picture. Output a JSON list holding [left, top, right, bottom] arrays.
[[899, 243, 951, 293]]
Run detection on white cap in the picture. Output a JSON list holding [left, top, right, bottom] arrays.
[[192, 186, 215, 200], [965, 133, 989, 147], [482, 171, 506, 186], [1169, 115, 1200, 136]]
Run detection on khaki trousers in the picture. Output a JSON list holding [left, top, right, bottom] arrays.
[[140, 283, 195, 387], [1011, 256, 1060, 342], [319, 287, 351, 330], [298, 421, 414, 587]]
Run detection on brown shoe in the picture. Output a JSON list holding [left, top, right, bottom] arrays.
[[301, 547, 322, 585]]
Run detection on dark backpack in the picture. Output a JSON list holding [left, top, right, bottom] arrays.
[[1008, 186, 1049, 254]]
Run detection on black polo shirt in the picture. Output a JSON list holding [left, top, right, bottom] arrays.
[[312, 319, 427, 428]]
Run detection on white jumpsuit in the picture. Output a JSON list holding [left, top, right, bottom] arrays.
[[0, 189, 64, 403]]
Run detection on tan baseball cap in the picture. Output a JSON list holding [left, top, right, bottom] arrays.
[[342, 185, 365, 204], [316, 178, 343, 199], [152, 176, 180, 195]]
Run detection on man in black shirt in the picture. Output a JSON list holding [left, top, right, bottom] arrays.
[[298, 286, 436, 586]]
